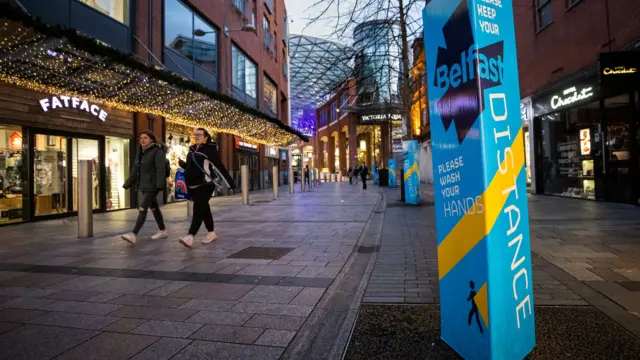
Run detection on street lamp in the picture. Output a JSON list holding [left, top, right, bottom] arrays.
[[194, 24, 257, 38]]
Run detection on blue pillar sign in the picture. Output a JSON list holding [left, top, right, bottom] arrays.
[[424, 0, 535, 359], [388, 159, 397, 188], [402, 140, 421, 204], [372, 164, 379, 185]]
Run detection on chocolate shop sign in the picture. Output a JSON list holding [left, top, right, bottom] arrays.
[[533, 82, 597, 117], [39, 95, 109, 121]]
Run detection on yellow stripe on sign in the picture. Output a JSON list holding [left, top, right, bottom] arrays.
[[389, 168, 396, 178], [476, 282, 489, 329], [404, 162, 418, 181], [437, 128, 525, 280]]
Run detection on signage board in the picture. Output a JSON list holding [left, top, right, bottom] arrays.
[[424, 0, 535, 359], [39, 95, 109, 121], [266, 146, 279, 158], [532, 81, 597, 117], [520, 97, 532, 125], [372, 164, 379, 185], [599, 51, 640, 88], [388, 158, 397, 188], [234, 137, 258, 151], [402, 140, 420, 204], [360, 112, 402, 123]]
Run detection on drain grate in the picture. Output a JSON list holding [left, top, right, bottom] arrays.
[[227, 246, 295, 260], [356, 245, 379, 253]]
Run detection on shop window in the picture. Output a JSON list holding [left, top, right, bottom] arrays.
[[232, 45, 258, 100], [232, 0, 244, 13], [539, 100, 599, 200], [264, 0, 273, 13], [264, 16, 272, 51], [106, 137, 130, 210], [78, 0, 129, 24], [34, 135, 68, 216], [72, 139, 100, 211], [263, 74, 278, 115], [535, 0, 552, 31], [0, 125, 24, 224], [164, 0, 218, 79]]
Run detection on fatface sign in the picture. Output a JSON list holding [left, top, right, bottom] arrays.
[[424, 0, 536, 359], [360, 112, 402, 123], [39, 96, 109, 121]]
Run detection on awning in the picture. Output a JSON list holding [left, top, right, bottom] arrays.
[[0, 4, 308, 146]]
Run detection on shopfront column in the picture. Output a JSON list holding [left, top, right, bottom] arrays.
[[381, 122, 390, 167], [338, 130, 347, 176], [366, 132, 373, 167], [315, 137, 324, 170], [348, 121, 357, 169], [327, 134, 336, 176]]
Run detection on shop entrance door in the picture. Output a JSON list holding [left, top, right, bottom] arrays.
[[237, 153, 259, 191], [603, 94, 635, 204], [33, 133, 102, 219]]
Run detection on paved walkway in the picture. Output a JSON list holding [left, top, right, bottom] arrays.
[[0, 183, 380, 360], [366, 185, 640, 338]]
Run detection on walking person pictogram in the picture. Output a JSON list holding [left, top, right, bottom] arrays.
[[467, 280, 483, 334]]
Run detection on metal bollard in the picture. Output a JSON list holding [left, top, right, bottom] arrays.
[[301, 168, 306, 192], [241, 165, 249, 205], [309, 167, 314, 189], [78, 160, 93, 238], [273, 166, 279, 198], [289, 167, 294, 194]]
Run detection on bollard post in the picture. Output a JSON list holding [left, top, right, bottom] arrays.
[[301, 168, 306, 192], [241, 165, 249, 205], [310, 167, 315, 189], [289, 167, 294, 194], [78, 160, 93, 238], [273, 166, 279, 198], [400, 167, 405, 202]]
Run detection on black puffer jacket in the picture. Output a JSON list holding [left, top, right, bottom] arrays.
[[123, 143, 167, 191], [179, 141, 234, 189]]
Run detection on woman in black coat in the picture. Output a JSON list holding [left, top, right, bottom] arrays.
[[178, 128, 234, 248], [121, 130, 168, 245]]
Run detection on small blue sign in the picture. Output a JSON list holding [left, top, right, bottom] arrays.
[[424, 0, 536, 359], [372, 164, 379, 185], [403, 140, 421, 204], [388, 159, 397, 188], [174, 168, 189, 200]]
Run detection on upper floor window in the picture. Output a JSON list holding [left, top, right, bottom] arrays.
[[232, 0, 244, 13], [251, 0, 256, 26], [263, 75, 278, 115], [282, 12, 288, 43], [340, 92, 348, 110], [164, 0, 217, 81], [319, 109, 328, 128], [330, 102, 337, 122], [232, 45, 257, 99], [566, 0, 581, 8], [78, 0, 129, 24], [264, 0, 273, 13], [535, 0, 552, 31]]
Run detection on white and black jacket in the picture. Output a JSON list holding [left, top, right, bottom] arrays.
[[179, 141, 234, 189]]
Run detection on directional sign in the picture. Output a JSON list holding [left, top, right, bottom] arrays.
[[424, 0, 536, 359]]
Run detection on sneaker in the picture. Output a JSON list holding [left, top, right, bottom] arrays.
[[121, 233, 136, 245], [179, 235, 194, 249], [203, 231, 218, 244], [151, 230, 168, 240]]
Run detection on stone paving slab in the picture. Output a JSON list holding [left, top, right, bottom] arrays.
[[0, 325, 99, 360]]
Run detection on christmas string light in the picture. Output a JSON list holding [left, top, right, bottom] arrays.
[[0, 11, 308, 147]]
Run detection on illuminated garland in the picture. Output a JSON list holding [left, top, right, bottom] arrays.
[[0, 5, 308, 146]]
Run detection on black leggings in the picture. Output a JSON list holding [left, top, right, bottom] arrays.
[[133, 191, 165, 235], [189, 185, 215, 235]]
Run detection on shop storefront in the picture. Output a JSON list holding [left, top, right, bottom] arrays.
[[0, 83, 134, 225], [531, 53, 639, 204], [265, 146, 280, 188], [165, 122, 195, 203], [234, 137, 260, 191]]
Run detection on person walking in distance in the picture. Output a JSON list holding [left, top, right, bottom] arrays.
[[121, 131, 168, 244], [304, 165, 310, 186], [178, 128, 234, 248], [347, 166, 353, 184], [360, 163, 369, 190]]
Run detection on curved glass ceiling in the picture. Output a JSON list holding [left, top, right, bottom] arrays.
[[289, 34, 354, 136]]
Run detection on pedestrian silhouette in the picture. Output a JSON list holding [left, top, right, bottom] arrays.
[[467, 280, 483, 334]]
